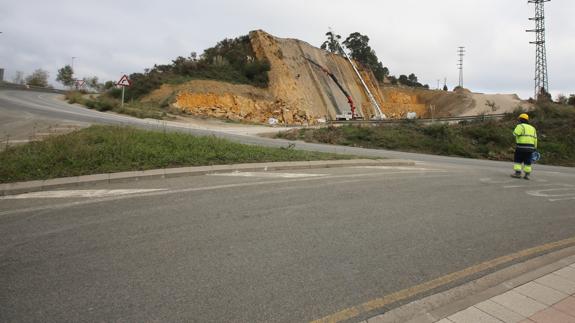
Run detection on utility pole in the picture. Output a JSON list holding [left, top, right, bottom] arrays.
[[457, 47, 465, 88], [527, 0, 550, 100]]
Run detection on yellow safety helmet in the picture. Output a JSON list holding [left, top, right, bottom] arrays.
[[519, 113, 529, 121]]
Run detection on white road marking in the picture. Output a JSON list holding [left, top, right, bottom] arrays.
[[526, 187, 575, 198], [353, 166, 437, 171], [1, 189, 167, 200], [209, 171, 326, 178], [480, 178, 516, 184], [549, 197, 575, 202], [0, 170, 445, 217]]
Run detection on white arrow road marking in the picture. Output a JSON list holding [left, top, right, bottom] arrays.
[[1, 189, 167, 199], [526, 187, 575, 202], [209, 171, 326, 178]]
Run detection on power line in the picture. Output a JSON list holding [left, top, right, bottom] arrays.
[[527, 0, 550, 99]]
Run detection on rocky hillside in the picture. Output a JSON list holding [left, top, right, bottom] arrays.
[[144, 30, 527, 124]]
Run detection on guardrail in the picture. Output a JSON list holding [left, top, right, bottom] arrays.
[[328, 113, 507, 125], [0, 82, 67, 94]]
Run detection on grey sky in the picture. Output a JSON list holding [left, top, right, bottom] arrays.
[[1, 0, 573, 99]]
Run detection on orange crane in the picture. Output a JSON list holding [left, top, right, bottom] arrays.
[[304, 56, 359, 119]]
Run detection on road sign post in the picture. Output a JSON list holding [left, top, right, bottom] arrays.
[[116, 75, 131, 108]]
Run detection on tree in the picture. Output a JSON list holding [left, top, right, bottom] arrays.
[[12, 71, 25, 84], [556, 94, 568, 105], [342, 32, 388, 82], [568, 94, 575, 106], [56, 65, 74, 87], [103, 81, 115, 90], [443, 84, 448, 91], [320, 32, 344, 55], [83, 76, 100, 92], [25, 69, 49, 87], [537, 88, 552, 102]]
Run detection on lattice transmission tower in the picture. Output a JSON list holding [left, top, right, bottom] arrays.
[[457, 47, 465, 88], [526, 0, 550, 99]]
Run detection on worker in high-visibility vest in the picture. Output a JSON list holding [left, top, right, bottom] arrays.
[[511, 113, 538, 180]]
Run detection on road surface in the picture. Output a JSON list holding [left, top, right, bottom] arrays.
[[1, 89, 575, 322]]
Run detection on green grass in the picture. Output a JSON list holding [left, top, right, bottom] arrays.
[[66, 92, 168, 120], [277, 103, 575, 167], [0, 125, 353, 183]]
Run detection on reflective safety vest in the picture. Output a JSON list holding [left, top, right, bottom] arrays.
[[513, 123, 537, 150]]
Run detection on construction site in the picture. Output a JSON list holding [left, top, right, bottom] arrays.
[[143, 30, 527, 125]]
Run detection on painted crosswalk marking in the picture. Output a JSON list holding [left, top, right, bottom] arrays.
[[1, 189, 167, 199], [209, 171, 326, 179]]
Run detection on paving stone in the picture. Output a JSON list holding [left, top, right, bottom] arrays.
[[528, 307, 575, 323], [554, 266, 575, 282], [436, 319, 454, 323], [491, 290, 547, 318], [535, 273, 575, 295], [552, 296, 575, 317], [475, 299, 526, 323], [448, 306, 503, 323], [514, 282, 569, 306]]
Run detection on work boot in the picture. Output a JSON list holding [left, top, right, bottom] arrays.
[[510, 171, 522, 179], [524, 173, 531, 180]]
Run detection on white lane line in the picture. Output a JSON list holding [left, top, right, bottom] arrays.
[[209, 171, 326, 178], [1, 189, 167, 200]]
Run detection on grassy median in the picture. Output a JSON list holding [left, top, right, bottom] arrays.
[[0, 125, 351, 183]]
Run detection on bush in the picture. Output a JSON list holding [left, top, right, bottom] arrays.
[[65, 91, 84, 104]]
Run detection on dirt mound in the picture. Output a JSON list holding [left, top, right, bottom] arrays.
[[465, 93, 527, 116]]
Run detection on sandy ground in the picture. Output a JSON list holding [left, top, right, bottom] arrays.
[[463, 93, 528, 116]]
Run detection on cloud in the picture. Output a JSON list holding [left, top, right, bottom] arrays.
[[1, 0, 573, 99]]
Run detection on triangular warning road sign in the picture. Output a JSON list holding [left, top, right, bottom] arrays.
[[117, 75, 131, 87]]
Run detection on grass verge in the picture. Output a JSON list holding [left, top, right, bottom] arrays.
[[0, 125, 353, 183], [276, 103, 575, 167]]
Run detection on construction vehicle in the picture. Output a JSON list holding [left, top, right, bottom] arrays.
[[304, 56, 361, 120]]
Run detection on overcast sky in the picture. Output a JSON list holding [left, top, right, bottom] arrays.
[[1, 0, 573, 99]]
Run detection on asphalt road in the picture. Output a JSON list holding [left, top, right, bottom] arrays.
[[1, 89, 575, 322]]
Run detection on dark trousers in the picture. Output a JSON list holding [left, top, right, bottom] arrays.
[[514, 148, 533, 174]]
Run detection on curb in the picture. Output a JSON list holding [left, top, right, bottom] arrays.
[[361, 245, 575, 323], [0, 159, 415, 196]]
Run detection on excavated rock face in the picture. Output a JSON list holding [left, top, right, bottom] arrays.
[[146, 31, 524, 124], [380, 88, 428, 118], [249, 30, 384, 120], [148, 30, 387, 124]]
